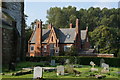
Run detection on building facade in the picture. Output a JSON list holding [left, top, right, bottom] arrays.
[[1, 1, 25, 65], [28, 19, 90, 56]]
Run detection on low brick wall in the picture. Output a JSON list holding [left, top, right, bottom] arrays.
[[79, 53, 114, 57]]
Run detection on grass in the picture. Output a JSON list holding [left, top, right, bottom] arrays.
[[1, 61, 120, 80]]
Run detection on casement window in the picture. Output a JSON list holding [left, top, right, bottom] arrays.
[[30, 46, 34, 52], [64, 45, 71, 52], [44, 45, 47, 52]]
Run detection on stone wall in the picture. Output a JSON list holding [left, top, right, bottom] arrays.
[[2, 26, 15, 64], [2, 1, 25, 65]]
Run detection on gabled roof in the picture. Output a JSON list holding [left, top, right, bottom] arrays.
[[30, 29, 50, 43], [58, 28, 76, 43], [29, 27, 87, 44]]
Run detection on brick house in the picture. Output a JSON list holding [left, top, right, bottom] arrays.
[[28, 19, 90, 56]]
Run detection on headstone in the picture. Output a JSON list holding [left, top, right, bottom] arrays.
[[90, 61, 98, 72], [90, 61, 95, 68], [101, 63, 109, 69], [50, 60, 55, 66], [57, 66, 64, 76], [100, 59, 105, 67], [65, 59, 70, 64], [33, 67, 43, 79], [101, 63, 109, 73]]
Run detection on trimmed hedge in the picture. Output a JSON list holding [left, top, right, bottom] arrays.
[[26, 56, 120, 67]]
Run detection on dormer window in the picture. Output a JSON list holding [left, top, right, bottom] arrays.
[[66, 34, 70, 39]]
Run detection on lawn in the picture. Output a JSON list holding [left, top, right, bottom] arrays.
[[1, 61, 120, 80]]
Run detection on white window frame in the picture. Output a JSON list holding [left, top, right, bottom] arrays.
[[44, 45, 47, 52], [64, 45, 72, 52]]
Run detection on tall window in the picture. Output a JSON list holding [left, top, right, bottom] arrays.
[[44, 45, 47, 52], [30, 46, 34, 52], [51, 37, 53, 42]]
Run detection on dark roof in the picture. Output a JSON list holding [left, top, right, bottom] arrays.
[[58, 28, 76, 43], [30, 27, 87, 43]]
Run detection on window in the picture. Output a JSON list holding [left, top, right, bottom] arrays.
[[51, 37, 53, 42], [30, 46, 34, 52], [44, 45, 47, 52], [55, 47, 59, 53], [64, 45, 71, 52]]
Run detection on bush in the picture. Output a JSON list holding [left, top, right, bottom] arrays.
[[65, 65, 74, 74], [26, 56, 120, 67]]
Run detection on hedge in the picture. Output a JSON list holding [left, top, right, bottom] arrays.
[[26, 56, 120, 67]]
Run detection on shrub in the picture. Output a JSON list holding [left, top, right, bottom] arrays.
[[26, 56, 120, 67]]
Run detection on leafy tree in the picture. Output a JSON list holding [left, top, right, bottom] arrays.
[[90, 25, 120, 57], [65, 46, 78, 56]]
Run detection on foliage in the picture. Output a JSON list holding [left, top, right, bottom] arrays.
[[65, 65, 74, 74], [89, 25, 120, 56], [65, 46, 78, 56], [47, 6, 119, 31], [26, 56, 120, 67]]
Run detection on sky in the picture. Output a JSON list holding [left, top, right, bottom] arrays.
[[24, 0, 120, 26]]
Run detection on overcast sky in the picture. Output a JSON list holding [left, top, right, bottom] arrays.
[[24, 0, 119, 26]]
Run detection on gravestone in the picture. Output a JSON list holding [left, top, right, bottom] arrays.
[[90, 61, 98, 72], [65, 59, 70, 64], [57, 66, 64, 76], [33, 67, 43, 79], [100, 59, 105, 67], [101, 63, 109, 73], [50, 60, 55, 66]]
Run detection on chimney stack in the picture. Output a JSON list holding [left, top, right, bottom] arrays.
[[70, 23, 73, 28], [48, 23, 52, 29], [76, 19, 80, 33], [75, 19, 81, 50], [35, 19, 42, 56]]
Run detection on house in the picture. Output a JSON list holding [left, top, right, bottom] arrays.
[[28, 19, 90, 56]]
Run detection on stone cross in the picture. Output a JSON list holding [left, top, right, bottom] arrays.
[[33, 67, 43, 79], [57, 66, 64, 76]]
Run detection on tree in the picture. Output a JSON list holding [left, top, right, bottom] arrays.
[[90, 25, 120, 57], [65, 46, 78, 56]]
